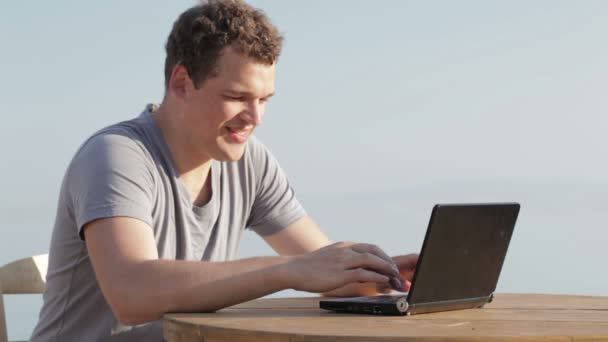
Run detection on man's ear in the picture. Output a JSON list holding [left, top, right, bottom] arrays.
[[168, 64, 194, 100]]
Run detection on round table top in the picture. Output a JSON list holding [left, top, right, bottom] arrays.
[[163, 293, 608, 341]]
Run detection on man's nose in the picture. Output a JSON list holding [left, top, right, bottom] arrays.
[[241, 100, 264, 125]]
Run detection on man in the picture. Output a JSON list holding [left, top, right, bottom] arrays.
[[30, 1, 418, 341]]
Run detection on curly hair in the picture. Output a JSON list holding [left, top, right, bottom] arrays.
[[164, 0, 283, 89]]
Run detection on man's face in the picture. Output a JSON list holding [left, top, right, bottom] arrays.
[[179, 47, 276, 161]]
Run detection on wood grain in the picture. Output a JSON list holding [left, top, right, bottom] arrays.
[[0, 254, 48, 342], [164, 294, 608, 342]]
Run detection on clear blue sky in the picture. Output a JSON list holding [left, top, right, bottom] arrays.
[[1, 1, 608, 338], [2, 1, 607, 202]]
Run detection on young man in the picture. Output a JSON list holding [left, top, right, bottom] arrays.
[[30, 1, 418, 341]]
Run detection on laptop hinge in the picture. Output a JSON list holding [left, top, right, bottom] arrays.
[[407, 293, 493, 315]]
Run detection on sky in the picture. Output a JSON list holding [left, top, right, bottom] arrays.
[[1, 0, 608, 339], [1, 1, 607, 201]]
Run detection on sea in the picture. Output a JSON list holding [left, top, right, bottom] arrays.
[[2, 182, 607, 340]]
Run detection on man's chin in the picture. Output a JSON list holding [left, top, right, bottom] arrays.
[[215, 146, 246, 162]]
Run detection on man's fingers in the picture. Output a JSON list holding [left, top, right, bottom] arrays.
[[403, 280, 412, 292], [345, 268, 390, 284], [393, 254, 419, 281], [393, 253, 419, 270], [351, 243, 395, 267], [345, 252, 400, 277]]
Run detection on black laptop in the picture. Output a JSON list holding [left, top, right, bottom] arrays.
[[320, 202, 520, 315]]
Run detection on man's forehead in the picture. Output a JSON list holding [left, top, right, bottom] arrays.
[[215, 46, 276, 72], [211, 55, 275, 93]]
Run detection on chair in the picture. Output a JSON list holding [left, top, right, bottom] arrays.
[[0, 254, 48, 342]]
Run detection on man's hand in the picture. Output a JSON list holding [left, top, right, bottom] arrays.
[[263, 217, 419, 297], [392, 253, 419, 291], [281, 241, 402, 293], [322, 253, 419, 297]]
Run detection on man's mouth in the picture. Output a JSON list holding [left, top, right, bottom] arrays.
[[226, 126, 252, 143]]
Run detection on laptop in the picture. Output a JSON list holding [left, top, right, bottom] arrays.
[[319, 202, 520, 315]]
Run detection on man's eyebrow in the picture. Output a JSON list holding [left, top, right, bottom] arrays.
[[222, 89, 275, 98]]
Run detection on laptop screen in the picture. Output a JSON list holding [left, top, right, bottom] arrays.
[[407, 203, 520, 305]]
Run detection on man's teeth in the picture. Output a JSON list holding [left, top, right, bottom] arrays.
[[229, 127, 249, 136]]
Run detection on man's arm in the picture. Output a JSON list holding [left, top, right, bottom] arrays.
[[263, 215, 419, 296], [263, 216, 370, 296], [263, 215, 332, 255], [84, 216, 399, 325]]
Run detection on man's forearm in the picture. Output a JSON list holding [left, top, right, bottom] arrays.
[[107, 256, 291, 325]]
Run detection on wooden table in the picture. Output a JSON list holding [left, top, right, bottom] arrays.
[[163, 293, 608, 341]]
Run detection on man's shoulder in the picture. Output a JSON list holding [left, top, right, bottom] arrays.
[[62, 113, 160, 196], [64, 112, 161, 181], [75, 112, 154, 160]]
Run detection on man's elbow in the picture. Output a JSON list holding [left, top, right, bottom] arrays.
[[104, 289, 164, 326], [111, 303, 162, 326]]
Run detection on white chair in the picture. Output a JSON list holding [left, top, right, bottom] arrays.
[[0, 254, 48, 342]]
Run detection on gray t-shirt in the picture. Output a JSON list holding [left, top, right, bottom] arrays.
[[30, 105, 306, 342]]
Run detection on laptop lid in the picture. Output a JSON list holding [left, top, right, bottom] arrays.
[[406, 202, 520, 314]]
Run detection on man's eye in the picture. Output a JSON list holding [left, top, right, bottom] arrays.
[[224, 95, 244, 101]]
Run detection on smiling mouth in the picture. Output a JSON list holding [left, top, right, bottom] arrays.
[[226, 126, 250, 137], [225, 126, 253, 143]]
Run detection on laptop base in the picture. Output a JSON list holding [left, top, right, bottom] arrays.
[[320, 293, 493, 316], [320, 295, 409, 316]]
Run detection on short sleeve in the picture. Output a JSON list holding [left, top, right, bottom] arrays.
[[66, 132, 155, 240], [246, 138, 307, 236]]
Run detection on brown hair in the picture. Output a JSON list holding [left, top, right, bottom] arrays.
[[164, 0, 283, 89]]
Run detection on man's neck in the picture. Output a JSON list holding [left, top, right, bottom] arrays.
[[152, 102, 214, 206]]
